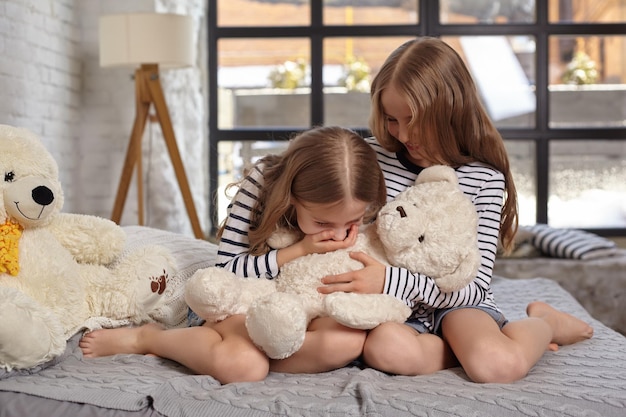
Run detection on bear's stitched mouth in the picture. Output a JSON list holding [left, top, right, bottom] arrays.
[[14, 202, 46, 221]]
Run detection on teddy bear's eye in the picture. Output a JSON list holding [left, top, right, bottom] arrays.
[[4, 171, 15, 182], [418, 235, 425, 243]]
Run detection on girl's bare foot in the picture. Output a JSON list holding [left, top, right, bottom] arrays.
[[80, 323, 164, 358], [527, 301, 593, 347]]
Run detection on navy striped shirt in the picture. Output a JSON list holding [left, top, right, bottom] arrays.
[[216, 164, 279, 278], [365, 137, 501, 329]]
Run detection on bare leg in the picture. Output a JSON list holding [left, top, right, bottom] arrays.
[[442, 305, 593, 384], [81, 325, 152, 357], [80, 315, 269, 384], [443, 308, 534, 383], [362, 321, 457, 375], [270, 317, 366, 373], [526, 301, 593, 347]]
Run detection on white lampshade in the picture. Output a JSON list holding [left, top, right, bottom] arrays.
[[99, 13, 194, 69]]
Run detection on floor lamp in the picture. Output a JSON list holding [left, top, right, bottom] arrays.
[[99, 13, 204, 239]]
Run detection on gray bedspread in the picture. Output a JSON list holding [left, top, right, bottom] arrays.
[[2, 277, 624, 417], [1, 227, 625, 417]]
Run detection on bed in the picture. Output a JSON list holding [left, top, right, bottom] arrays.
[[1, 226, 625, 417]]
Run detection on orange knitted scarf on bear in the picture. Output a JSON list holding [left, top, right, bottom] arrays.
[[0, 219, 22, 276]]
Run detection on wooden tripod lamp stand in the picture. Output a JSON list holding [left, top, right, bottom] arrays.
[[99, 13, 203, 239]]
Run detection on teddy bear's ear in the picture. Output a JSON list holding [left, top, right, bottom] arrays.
[[0, 124, 61, 181], [415, 165, 458, 186], [267, 227, 301, 249]]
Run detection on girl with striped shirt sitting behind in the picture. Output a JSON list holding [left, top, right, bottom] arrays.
[[319, 37, 593, 383]]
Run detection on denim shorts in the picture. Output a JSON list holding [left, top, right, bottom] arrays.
[[404, 305, 508, 336], [187, 308, 206, 327]]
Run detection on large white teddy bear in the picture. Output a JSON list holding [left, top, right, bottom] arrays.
[[185, 165, 480, 359], [0, 124, 177, 370]]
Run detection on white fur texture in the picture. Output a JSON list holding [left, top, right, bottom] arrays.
[[0, 124, 177, 370], [185, 165, 479, 360]]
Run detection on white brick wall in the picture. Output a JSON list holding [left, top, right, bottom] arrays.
[[0, 0, 82, 206], [0, 0, 209, 237]]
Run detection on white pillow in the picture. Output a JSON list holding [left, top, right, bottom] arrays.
[[526, 224, 620, 260]]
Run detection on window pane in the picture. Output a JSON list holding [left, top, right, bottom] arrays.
[[217, 140, 289, 225], [549, 35, 626, 128], [442, 36, 536, 128], [323, 0, 418, 25], [441, 0, 535, 24], [323, 36, 414, 128], [548, 140, 626, 228], [218, 38, 310, 129], [505, 140, 537, 226], [549, 0, 626, 23], [217, 0, 310, 26]]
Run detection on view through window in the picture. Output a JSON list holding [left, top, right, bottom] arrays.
[[208, 0, 626, 236]]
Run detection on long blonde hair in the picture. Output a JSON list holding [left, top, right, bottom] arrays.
[[369, 37, 518, 253], [220, 126, 387, 255]]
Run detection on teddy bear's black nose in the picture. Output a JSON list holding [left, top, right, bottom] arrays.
[[32, 186, 54, 206]]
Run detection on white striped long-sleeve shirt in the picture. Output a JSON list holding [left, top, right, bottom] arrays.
[[366, 137, 502, 329], [216, 164, 281, 278]]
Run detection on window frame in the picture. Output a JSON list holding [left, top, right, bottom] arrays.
[[207, 0, 626, 237]]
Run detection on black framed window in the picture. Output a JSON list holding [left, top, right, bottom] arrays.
[[207, 0, 626, 237]]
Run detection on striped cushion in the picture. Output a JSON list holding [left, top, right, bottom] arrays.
[[526, 224, 619, 260]]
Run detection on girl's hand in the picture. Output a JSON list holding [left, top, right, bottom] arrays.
[[300, 223, 359, 255], [317, 251, 385, 295], [277, 224, 359, 266]]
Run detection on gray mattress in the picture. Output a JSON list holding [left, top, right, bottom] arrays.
[[1, 226, 625, 417]]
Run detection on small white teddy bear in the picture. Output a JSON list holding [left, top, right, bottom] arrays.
[[185, 165, 480, 359], [0, 124, 176, 370]]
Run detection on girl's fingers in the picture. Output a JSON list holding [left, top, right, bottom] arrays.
[[348, 251, 373, 265], [320, 271, 353, 286], [317, 281, 351, 294]]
